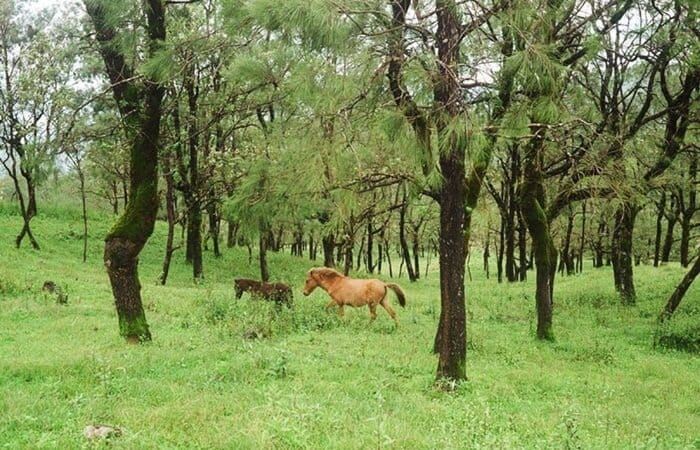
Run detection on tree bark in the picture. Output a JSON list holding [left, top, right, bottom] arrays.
[[322, 234, 335, 267], [659, 249, 700, 322], [259, 228, 270, 282], [160, 152, 178, 285], [661, 205, 677, 264], [86, 0, 166, 342], [611, 203, 637, 305], [398, 195, 417, 281], [653, 192, 665, 267], [520, 133, 556, 341], [518, 212, 528, 281]]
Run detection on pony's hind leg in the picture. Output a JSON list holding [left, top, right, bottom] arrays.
[[368, 304, 377, 322], [380, 298, 398, 326]]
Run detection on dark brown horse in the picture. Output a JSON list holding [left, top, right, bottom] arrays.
[[234, 278, 293, 307]]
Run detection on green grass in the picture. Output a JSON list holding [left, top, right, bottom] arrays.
[[1, 207, 699, 449]]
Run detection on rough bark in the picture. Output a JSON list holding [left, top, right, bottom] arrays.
[[85, 0, 166, 342], [322, 234, 335, 268], [520, 132, 556, 341], [659, 248, 700, 322], [611, 203, 637, 304]]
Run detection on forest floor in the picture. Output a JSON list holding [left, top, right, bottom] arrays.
[[1, 206, 699, 449]]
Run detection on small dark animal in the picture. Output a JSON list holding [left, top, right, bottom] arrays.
[[42, 280, 68, 305], [234, 278, 293, 307]]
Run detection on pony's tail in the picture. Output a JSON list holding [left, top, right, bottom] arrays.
[[385, 283, 406, 308]]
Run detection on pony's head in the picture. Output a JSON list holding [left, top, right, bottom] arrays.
[[302, 269, 320, 296], [303, 268, 342, 296]]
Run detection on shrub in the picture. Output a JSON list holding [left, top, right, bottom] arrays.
[[656, 312, 700, 353]]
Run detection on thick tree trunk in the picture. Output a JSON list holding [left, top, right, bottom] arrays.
[[435, 162, 467, 380], [521, 132, 556, 340], [227, 220, 237, 248], [659, 249, 700, 322], [611, 203, 637, 304], [322, 234, 335, 268], [661, 213, 677, 264], [86, 0, 165, 343]]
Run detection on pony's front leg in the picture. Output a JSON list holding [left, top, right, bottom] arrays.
[[337, 304, 345, 317], [368, 304, 377, 322]]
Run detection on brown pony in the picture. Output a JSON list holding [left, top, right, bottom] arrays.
[[302, 268, 406, 325], [234, 278, 293, 308]]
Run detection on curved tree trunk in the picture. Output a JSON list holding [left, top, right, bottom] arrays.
[[86, 0, 166, 343], [660, 249, 700, 322]]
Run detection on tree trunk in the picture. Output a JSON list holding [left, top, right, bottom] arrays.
[[518, 212, 527, 281], [520, 133, 556, 341], [322, 234, 335, 268], [434, 159, 468, 380], [79, 168, 88, 263], [412, 231, 420, 279], [398, 197, 418, 281], [653, 192, 666, 267], [659, 248, 700, 322], [611, 203, 637, 304], [186, 202, 203, 279], [559, 210, 574, 275], [86, 0, 165, 343], [577, 201, 586, 273], [679, 159, 697, 267], [343, 237, 353, 276], [496, 221, 504, 282], [160, 153, 178, 285], [661, 212, 677, 264], [484, 230, 491, 280], [366, 220, 374, 273], [227, 220, 237, 248], [259, 230, 269, 282], [207, 204, 221, 258]]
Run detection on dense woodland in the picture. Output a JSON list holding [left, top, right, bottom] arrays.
[[1, 0, 698, 387]]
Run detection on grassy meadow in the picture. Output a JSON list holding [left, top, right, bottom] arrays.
[[0, 204, 699, 449]]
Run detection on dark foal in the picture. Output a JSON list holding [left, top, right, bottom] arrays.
[[234, 278, 293, 308]]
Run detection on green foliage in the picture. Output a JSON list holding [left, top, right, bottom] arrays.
[[656, 305, 700, 353]]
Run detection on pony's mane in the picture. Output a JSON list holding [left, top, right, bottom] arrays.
[[311, 267, 343, 280]]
